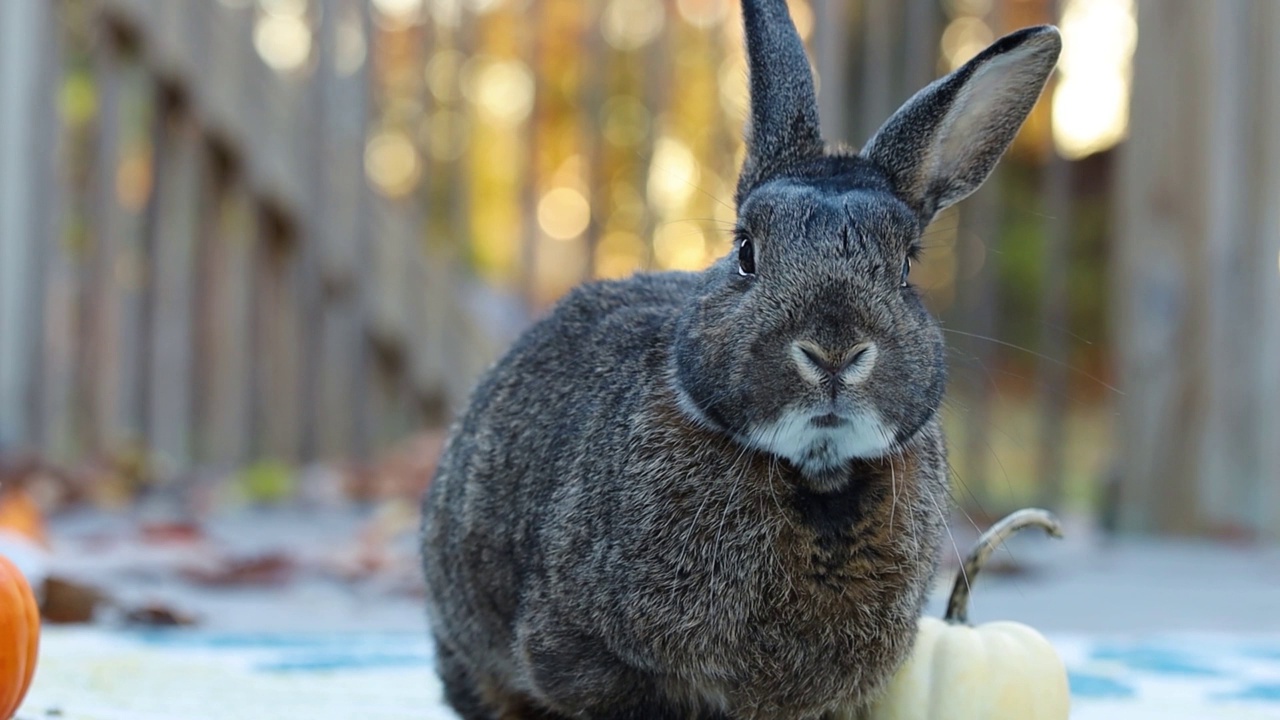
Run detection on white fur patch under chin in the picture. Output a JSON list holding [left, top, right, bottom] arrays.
[[747, 408, 898, 473]]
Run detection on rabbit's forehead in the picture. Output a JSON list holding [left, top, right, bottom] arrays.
[[739, 182, 918, 246]]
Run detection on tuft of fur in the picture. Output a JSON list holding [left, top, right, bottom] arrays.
[[422, 3, 1061, 718]]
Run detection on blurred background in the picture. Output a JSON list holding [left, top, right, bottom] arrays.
[[0, 0, 1277, 633]]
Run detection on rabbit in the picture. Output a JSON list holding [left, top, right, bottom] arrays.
[[421, 1, 1061, 717]]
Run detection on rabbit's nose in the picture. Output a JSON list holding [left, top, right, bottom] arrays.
[[792, 341, 878, 386]]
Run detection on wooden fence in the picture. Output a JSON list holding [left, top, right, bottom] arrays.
[[0, 0, 502, 472], [0, 0, 1109, 515], [1114, 0, 1280, 539], [14, 0, 1269, 540]]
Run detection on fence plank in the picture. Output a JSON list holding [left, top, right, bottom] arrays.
[[856, 0, 896, 143], [105, 58, 154, 448], [298, 0, 336, 461], [1114, 0, 1280, 538], [80, 19, 130, 457], [191, 153, 256, 467], [142, 93, 202, 467], [0, 0, 55, 447], [22, 0, 68, 453], [1198, 1, 1252, 534], [1256, 1, 1280, 538], [1037, 152, 1072, 510], [813, 0, 850, 141], [314, 0, 373, 459], [253, 212, 303, 462]]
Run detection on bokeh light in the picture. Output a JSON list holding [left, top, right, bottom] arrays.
[[260, 0, 307, 16], [373, 0, 424, 26], [463, 57, 535, 128], [603, 0, 666, 51], [426, 50, 465, 103], [1053, 0, 1137, 159], [537, 188, 592, 241], [425, 109, 471, 162], [115, 151, 152, 213], [941, 16, 994, 70], [254, 2, 313, 73], [677, 0, 729, 29], [334, 8, 368, 76], [465, 0, 506, 13], [602, 95, 651, 148], [943, 0, 993, 17], [365, 130, 422, 198], [647, 137, 699, 215], [428, 0, 464, 27], [608, 183, 646, 231]]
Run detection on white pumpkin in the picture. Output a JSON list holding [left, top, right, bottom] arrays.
[[863, 509, 1070, 720]]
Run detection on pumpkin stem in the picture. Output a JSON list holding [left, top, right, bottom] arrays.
[[943, 508, 1063, 625]]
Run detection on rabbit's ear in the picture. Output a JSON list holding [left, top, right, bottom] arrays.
[[736, 0, 824, 200], [861, 25, 1061, 223]]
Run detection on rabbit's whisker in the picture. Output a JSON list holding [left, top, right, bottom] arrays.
[[888, 455, 898, 537], [902, 445, 923, 558], [659, 217, 738, 230], [713, 454, 747, 580], [939, 327, 1121, 394], [938, 380, 1027, 504], [765, 453, 794, 532], [945, 340, 1098, 410], [678, 474, 721, 574], [918, 221, 962, 240], [925, 483, 970, 607], [647, 157, 737, 215]]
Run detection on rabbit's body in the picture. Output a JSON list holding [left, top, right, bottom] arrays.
[[423, 3, 1061, 718], [424, 271, 948, 719]]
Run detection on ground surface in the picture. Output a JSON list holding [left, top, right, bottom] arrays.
[[12, 508, 1280, 718]]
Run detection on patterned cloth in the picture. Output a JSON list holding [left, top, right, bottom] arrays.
[[16, 630, 1280, 719], [1056, 634, 1280, 719]]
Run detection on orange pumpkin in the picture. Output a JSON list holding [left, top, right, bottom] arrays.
[[0, 553, 39, 720]]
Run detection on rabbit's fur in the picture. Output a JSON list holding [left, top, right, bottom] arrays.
[[422, 3, 1061, 718]]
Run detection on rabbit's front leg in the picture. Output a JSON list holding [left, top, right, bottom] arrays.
[[517, 617, 720, 719]]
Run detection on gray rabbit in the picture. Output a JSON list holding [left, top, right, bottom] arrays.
[[421, 2, 1060, 718]]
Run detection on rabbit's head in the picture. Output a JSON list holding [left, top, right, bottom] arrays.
[[672, 1, 1061, 491]]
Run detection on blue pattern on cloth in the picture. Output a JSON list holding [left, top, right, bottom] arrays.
[[17, 630, 1280, 719], [1051, 634, 1280, 718], [1067, 673, 1137, 699]]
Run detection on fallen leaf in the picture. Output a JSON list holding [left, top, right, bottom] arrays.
[[140, 521, 205, 544], [238, 461, 297, 505], [42, 576, 108, 624], [180, 553, 297, 587], [123, 602, 200, 627], [0, 486, 48, 547]]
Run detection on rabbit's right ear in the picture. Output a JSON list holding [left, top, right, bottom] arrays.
[[736, 0, 825, 201], [861, 26, 1062, 224]]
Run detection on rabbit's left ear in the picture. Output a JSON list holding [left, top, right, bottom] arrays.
[[737, 0, 825, 201], [861, 26, 1062, 224]]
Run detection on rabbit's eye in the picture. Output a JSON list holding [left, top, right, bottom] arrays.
[[900, 258, 912, 288], [738, 238, 756, 277]]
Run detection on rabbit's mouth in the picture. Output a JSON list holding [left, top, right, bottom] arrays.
[[745, 407, 898, 490], [809, 412, 847, 428]]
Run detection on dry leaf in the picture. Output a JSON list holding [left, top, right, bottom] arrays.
[[42, 576, 108, 624], [180, 553, 297, 588], [0, 487, 48, 547]]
